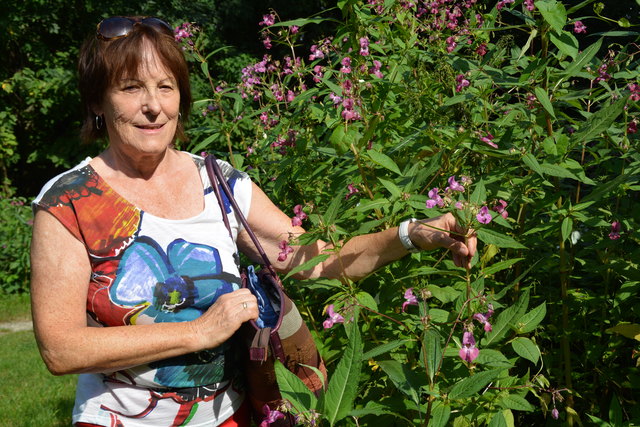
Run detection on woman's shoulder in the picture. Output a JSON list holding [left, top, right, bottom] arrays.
[[32, 157, 96, 207]]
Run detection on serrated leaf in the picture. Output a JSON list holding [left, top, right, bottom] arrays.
[[534, 87, 556, 119], [284, 254, 330, 279], [477, 228, 527, 249], [476, 349, 514, 368], [561, 217, 573, 243], [424, 329, 442, 383], [499, 394, 536, 411], [275, 360, 318, 411], [356, 291, 378, 311], [489, 410, 515, 427], [430, 402, 451, 427], [522, 153, 545, 178], [362, 340, 406, 360], [323, 322, 363, 425], [572, 95, 629, 143], [482, 258, 524, 276], [549, 30, 579, 59], [366, 150, 402, 175], [378, 177, 403, 199], [537, 0, 567, 34], [470, 179, 487, 205], [482, 289, 530, 347], [377, 360, 429, 404], [511, 337, 540, 364], [449, 369, 502, 399], [514, 303, 547, 334]]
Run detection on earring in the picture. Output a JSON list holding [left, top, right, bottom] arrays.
[[178, 112, 182, 121], [95, 115, 104, 130]]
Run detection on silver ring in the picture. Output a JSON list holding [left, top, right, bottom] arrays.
[[242, 302, 247, 309]]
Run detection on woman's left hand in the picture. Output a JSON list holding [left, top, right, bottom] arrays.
[[409, 213, 476, 269]]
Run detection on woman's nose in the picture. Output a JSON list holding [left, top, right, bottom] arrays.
[[141, 91, 161, 115]]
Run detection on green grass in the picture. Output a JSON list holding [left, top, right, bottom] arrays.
[[0, 330, 77, 426], [0, 293, 31, 323]]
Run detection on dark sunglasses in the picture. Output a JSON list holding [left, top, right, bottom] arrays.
[[96, 16, 173, 41]]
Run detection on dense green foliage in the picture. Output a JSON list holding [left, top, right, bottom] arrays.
[[182, 0, 640, 424], [2, 0, 640, 425]]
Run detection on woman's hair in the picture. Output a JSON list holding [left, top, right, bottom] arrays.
[[78, 18, 191, 144]]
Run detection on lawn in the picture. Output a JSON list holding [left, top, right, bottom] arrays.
[[0, 294, 76, 426]]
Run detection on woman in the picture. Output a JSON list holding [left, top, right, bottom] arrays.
[[30, 16, 476, 427]]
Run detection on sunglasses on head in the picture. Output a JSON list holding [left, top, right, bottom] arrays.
[[96, 16, 173, 41]]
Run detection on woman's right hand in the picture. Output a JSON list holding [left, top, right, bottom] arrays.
[[189, 288, 259, 350]]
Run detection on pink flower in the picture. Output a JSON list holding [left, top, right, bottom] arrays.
[[628, 121, 638, 134], [346, 183, 360, 200], [496, 0, 514, 10], [492, 199, 509, 219], [290, 25, 299, 34], [573, 20, 587, 34], [551, 408, 559, 420], [459, 331, 480, 362], [473, 304, 494, 332], [340, 57, 352, 74], [629, 83, 640, 101], [480, 132, 498, 148], [277, 240, 294, 262], [455, 74, 470, 92], [259, 14, 275, 27], [524, 0, 535, 11], [476, 43, 487, 56], [262, 36, 272, 50], [426, 187, 445, 208], [402, 288, 419, 312], [447, 176, 465, 192], [446, 36, 457, 53], [291, 204, 307, 227], [476, 206, 492, 224], [260, 404, 285, 426], [323, 304, 345, 329], [609, 221, 621, 240], [370, 60, 384, 78], [359, 37, 370, 56]]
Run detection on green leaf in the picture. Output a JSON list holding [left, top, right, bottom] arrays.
[[476, 349, 514, 368], [511, 337, 540, 364], [549, 30, 579, 59], [561, 217, 573, 243], [610, 395, 623, 427], [522, 153, 545, 178], [323, 322, 363, 426], [572, 95, 629, 143], [356, 291, 378, 311], [483, 289, 530, 347], [536, 0, 567, 33], [430, 402, 451, 427], [377, 361, 422, 404], [424, 329, 442, 383], [499, 394, 536, 412], [470, 179, 487, 205], [366, 150, 402, 175], [362, 340, 406, 360], [477, 228, 526, 249], [558, 38, 602, 85], [482, 258, 524, 276], [534, 87, 556, 119], [514, 302, 547, 334], [378, 177, 403, 199], [275, 360, 318, 411], [269, 16, 338, 28], [449, 369, 503, 399], [284, 254, 330, 279], [323, 193, 344, 225], [489, 410, 515, 427]]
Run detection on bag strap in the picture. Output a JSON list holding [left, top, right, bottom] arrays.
[[204, 155, 278, 278]]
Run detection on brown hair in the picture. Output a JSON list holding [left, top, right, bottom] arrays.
[[78, 18, 191, 144]]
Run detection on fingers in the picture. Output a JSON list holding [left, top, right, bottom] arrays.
[[415, 213, 476, 268]]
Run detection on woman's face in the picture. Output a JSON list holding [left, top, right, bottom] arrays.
[[97, 42, 180, 158]]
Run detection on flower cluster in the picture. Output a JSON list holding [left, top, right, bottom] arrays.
[[174, 22, 196, 47], [277, 240, 294, 262], [291, 204, 308, 227], [609, 221, 621, 240], [323, 304, 345, 329]]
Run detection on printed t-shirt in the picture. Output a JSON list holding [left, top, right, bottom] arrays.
[[32, 153, 252, 426]]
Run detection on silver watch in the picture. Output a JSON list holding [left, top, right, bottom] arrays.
[[399, 218, 420, 253]]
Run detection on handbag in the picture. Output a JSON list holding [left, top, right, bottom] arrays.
[[205, 154, 327, 425]]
